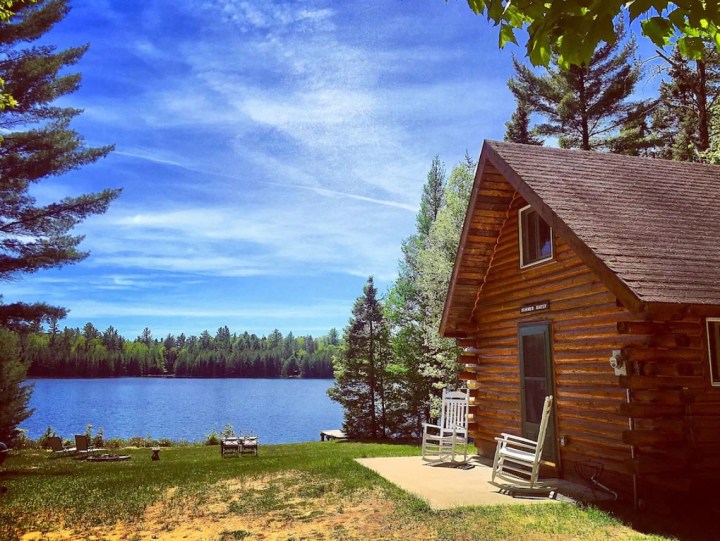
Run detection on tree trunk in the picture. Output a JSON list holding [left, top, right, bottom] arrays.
[[368, 320, 378, 439], [580, 69, 591, 150], [697, 59, 710, 152]]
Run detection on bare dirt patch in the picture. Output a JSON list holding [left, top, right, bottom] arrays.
[[20, 471, 433, 541]]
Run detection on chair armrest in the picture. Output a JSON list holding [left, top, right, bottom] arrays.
[[422, 423, 442, 435], [494, 435, 539, 452], [496, 433, 538, 445]]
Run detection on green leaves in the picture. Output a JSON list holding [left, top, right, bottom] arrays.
[[642, 16, 674, 46], [499, 23, 517, 47], [462, 0, 720, 67]]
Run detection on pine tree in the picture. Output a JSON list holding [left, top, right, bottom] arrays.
[[509, 29, 651, 150], [416, 155, 446, 238], [0, 0, 120, 290], [0, 327, 31, 444], [652, 46, 720, 161], [386, 155, 473, 433], [329, 277, 391, 439], [504, 97, 542, 145], [0, 0, 119, 445], [386, 158, 449, 435], [414, 155, 475, 415], [608, 105, 662, 156]]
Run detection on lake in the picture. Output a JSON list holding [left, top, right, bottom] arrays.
[[21, 378, 344, 444]]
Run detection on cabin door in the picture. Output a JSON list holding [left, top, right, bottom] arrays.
[[518, 323, 557, 463]]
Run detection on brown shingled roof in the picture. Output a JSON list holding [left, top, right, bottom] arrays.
[[441, 140, 720, 336]]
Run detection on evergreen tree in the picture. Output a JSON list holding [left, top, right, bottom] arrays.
[[326, 328, 339, 346], [504, 97, 542, 145], [609, 105, 662, 156], [0, 327, 31, 444], [509, 29, 650, 150], [384, 155, 476, 434], [329, 277, 391, 439], [386, 156, 456, 434], [0, 0, 120, 298], [414, 155, 475, 415], [416, 155, 446, 238], [0, 0, 119, 442], [0, 301, 65, 332], [652, 46, 720, 161]]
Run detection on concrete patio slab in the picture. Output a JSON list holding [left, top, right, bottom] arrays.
[[356, 456, 599, 510]]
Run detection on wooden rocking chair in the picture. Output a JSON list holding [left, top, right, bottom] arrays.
[[421, 389, 469, 463], [490, 395, 556, 495]]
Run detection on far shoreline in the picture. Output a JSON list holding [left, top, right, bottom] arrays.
[[26, 375, 335, 380]]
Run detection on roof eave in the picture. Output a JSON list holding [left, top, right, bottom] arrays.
[[439, 145, 491, 338]]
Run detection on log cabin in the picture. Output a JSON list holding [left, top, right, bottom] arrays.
[[440, 140, 720, 507]]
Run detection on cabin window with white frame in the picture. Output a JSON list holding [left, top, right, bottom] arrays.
[[706, 318, 720, 386], [519, 205, 553, 268]]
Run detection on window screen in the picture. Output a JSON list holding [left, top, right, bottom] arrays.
[[519, 206, 553, 268]]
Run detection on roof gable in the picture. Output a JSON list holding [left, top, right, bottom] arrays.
[[441, 141, 720, 336]]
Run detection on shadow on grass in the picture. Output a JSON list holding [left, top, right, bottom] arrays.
[[594, 493, 720, 541]]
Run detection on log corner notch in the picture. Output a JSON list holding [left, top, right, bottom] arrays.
[[614, 315, 718, 497], [457, 340, 480, 390]]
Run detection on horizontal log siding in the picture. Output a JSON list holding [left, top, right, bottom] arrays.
[[617, 315, 720, 498], [464, 189, 639, 495]]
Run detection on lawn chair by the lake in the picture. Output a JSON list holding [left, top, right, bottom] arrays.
[[47, 436, 76, 457], [239, 434, 258, 456], [220, 436, 241, 457], [74, 434, 106, 457]]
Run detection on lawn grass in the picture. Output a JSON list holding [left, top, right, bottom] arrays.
[[0, 442, 675, 541]]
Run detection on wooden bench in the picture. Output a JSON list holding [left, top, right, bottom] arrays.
[[320, 430, 347, 441]]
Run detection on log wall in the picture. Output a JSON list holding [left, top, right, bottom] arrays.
[[617, 316, 720, 500]]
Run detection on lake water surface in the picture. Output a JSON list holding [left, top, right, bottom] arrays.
[[22, 378, 343, 444]]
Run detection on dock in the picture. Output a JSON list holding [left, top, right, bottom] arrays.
[[320, 429, 347, 441]]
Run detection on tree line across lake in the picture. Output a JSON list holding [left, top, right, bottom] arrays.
[[22, 325, 340, 379]]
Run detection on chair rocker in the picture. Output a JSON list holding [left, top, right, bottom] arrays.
[[421, 388, 469, 463], [490, 395, 555, 495]]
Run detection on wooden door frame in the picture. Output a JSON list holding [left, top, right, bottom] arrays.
[[517, 321, 559, 467]]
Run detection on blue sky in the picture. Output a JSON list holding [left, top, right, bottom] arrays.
[[4, 1, 658, 340]]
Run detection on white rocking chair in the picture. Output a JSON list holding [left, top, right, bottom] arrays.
[[421, 388, 469, 463], [490, 395, 555, 495]]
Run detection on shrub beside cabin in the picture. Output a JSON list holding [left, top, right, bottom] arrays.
[[441, 141, 720, 506]]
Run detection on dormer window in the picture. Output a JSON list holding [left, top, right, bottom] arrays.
[[519, 205, 553, 268]]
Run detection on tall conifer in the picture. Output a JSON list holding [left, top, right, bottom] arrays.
[[329, 277, 391, 439], [504, 98, 542, 145], [0, 0, 120, 292], [508, 29, 650, 150], [0, 0, 119, 445], [652, 46, 720, 161]]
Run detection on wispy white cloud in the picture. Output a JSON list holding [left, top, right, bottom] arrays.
[[116, 147, 417, 211], [205, 0, 335, 33], [82, 198, 403, 282], [294, 186, 418, 213]]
